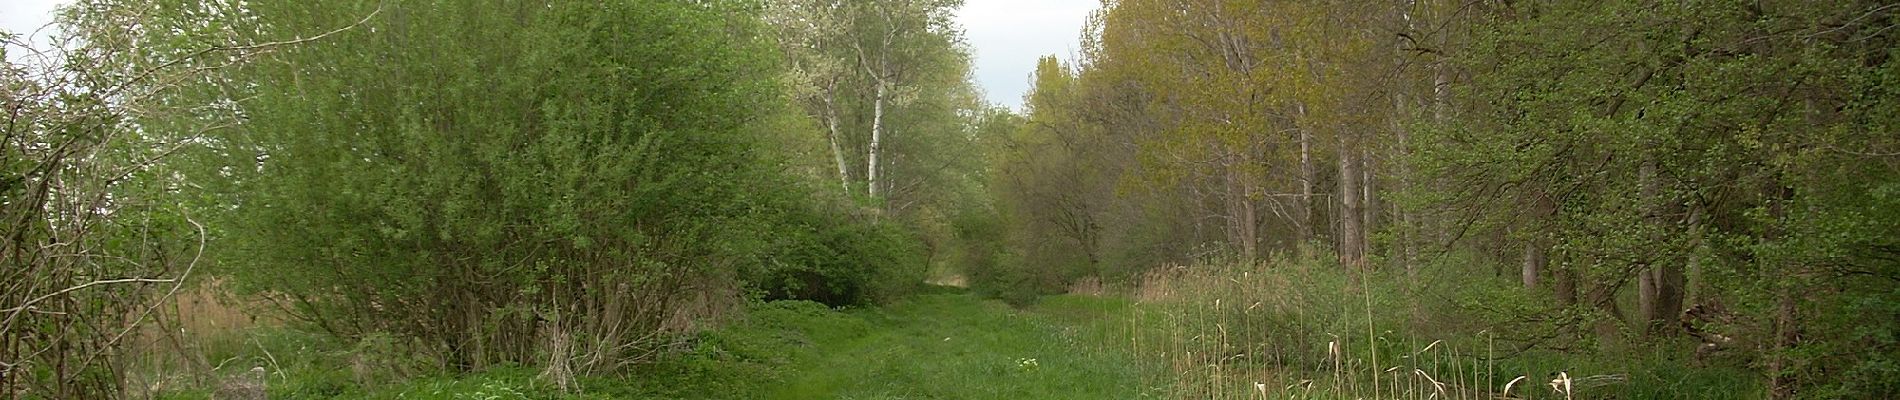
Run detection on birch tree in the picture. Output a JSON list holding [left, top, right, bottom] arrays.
[[769, 0, 855, 191]]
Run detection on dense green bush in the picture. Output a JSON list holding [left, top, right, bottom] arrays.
[[758, 206, 928, 306], [149, 0, 890, 373], [948, 207, 1049, 307]]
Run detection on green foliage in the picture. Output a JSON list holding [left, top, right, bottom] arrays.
[[102, 0, 938, 375], [759, 209, 927, 306], [1421, 1, 1900, 396], [1, 9, 215, 397], [28, 0, 1896, 397]]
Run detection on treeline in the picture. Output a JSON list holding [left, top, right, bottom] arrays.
[[981, 0, 1899, 397], [1, 0, 986, 397]]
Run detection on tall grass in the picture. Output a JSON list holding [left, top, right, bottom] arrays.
[[120, 280, 289, 399], [121, 280, 445, 399], [1103, 251, 1635, 399]]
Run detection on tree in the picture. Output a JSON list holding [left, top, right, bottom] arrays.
[[839, 0, 964, 201], [0, 1, 265, 393], [1424, 1, 1900, 395], [130, 0, 814, 373], [769, 0, 857, 191]]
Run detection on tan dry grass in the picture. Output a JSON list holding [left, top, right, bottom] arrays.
[[925, 274, 968, 288], [1113, 258, 1538, 399], [1067, 276, 1106, 296], [123, 279, 286, 397]]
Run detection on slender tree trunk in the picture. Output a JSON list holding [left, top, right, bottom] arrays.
[[1362, 148, 1379, 238], [1523, 192, 1554, 289], [867, 80, 886, 199], [1589, 279, 1627, 351], [1638, 158, 1660, 328], [1394, 0, 1420, 277], [1554, 259, 1577, 307], [1393, 109, 1415, 275], [1522, 241, 1544, 289], [1770, 282, 1799, 398], [1337, 129, 1365, 269], [1766, 185, 1801, 399], [1425, 38, 1452, 249], [1297, 103, 1316, 249], [1634, 158, 1685, 335], [822, 84, 850, 192], [1638, 268, 1658, 324], [1227, 164, 1258, 261], [1685, 205, 1704, 307]]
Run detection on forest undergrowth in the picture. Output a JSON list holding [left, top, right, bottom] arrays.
[[1099, 253, 1761, 399]]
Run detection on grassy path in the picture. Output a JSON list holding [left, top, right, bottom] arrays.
[[761, 289, 1151, 399], [317, 288, 1155, 399]]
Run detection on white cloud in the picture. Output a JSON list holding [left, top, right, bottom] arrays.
[[955, 0, 1098, 110]]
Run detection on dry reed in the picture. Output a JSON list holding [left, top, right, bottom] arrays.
[[1104, 256, 1592, 399]]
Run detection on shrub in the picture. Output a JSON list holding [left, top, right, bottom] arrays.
[[186, 0, 804, 375], [758, 207, 927, 307]]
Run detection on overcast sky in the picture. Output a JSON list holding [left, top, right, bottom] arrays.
[[956, 0, 1098, 109], [1, 0, 65, 60], [3, 0, 1095, 108]]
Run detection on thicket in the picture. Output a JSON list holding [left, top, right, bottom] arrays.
[[3, 0, 970, 396], [1, 4, 219, 396], [171, 0, 942, 376], [979, 0, 1900, 397]]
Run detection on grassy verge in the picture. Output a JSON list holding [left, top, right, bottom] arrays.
[[1098, 258, 1764, 399], [146, 287, 1156, 399], [762, 290, 1152, 399], [139, 273, 1759, 399]]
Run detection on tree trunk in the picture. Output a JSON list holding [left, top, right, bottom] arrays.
[[867, 80, 886, 199], [1766, 185, 1801, 399], [1638, 269, 1658, 324], [1424, 36, 1453, 250], [1297, 103, 1316, 249], [1553, 260, 1578, 307], [1769, 282, 1799, 399], [1362, 148, 1379, 238], [1522, 240, 1544, 289], [1226, 165, 1258, 260], [1393, 116, 1415, 275], [1638, 267, 1686, 335], [1388, 0, 1411, 277], [1684, 205, 1704, 307], [822, 84, 850, 192], [1635, 158, 1684, 335], [1637, 158, 1659, 330], [1337, 129, 1365, 269], [1523, 191, 1554, 289], [1589, 279, 1627, 351]]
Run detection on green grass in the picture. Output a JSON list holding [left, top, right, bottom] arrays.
[[763, 291, 1151, 399], [196, 288, 1154, 399], [148, 286, 1759, 399], [610, 287, 1155, 398]]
